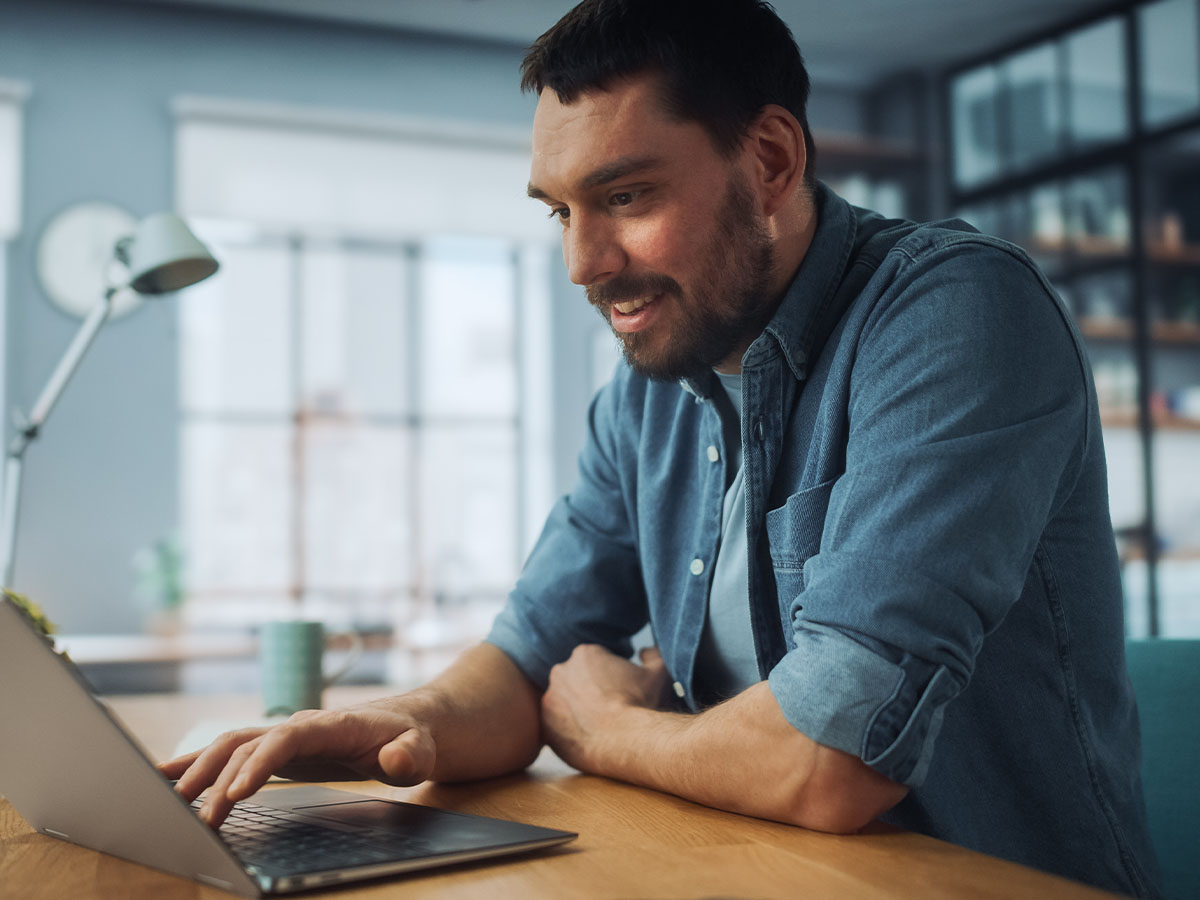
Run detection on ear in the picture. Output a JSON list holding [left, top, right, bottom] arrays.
[[743, 105, 807, 217]]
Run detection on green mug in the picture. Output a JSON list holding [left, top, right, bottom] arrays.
[[259, 621, 363, 717]]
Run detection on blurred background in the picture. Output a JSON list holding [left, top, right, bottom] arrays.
[[1, 0, 1198, 694]]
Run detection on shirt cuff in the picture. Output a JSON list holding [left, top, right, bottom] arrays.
[[767, 621, 959, 786], [485, 602, 555, 689]]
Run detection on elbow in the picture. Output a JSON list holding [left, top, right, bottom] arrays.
[[514, 738, 545, 772], [783, 754, 909, 834]]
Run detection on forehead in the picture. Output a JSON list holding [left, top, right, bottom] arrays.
[[528, 76, 711, 192]]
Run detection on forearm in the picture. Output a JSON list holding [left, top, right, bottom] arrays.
[[383, 641, 543, 782], [574, 682, 906, 832]]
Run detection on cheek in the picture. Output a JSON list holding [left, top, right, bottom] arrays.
[[623, 216, 692, 276]]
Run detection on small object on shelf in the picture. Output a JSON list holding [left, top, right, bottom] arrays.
[[1170, 385, 1200, 420], [1161, 211, 1185, 251]]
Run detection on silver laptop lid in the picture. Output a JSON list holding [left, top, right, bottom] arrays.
[[0, 596, 259, 896]]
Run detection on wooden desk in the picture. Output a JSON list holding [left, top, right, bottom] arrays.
[[1, 688, 1125, 899]]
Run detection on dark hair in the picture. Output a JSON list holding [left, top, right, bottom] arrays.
[[520, 0, 816, 176]]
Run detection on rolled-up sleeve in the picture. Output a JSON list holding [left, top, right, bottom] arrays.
[[487, 367, 649, 687], [767, 238, 1090, 786]]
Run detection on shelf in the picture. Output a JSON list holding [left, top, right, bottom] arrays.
[[1079, 317, 1133, 341], [815, 130, 926, 175], [1101, 409, 1200, 430], [1021, 235, 1132, 261], [1151, 321, 1200, 344], [1146, 241, 1200, 267], [1118, 545, 1200, 563], [1078, 317, 1200, 344], [1011, 239, 1200, 267]]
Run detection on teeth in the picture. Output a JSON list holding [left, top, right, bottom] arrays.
[[613, 296, 652, 314]]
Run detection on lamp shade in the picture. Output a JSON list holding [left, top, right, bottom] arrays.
[[120, 213, 219, 295]]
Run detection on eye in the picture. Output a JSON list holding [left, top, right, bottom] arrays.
[[547, 206, 570, 222], [610, 191, 637, 207]]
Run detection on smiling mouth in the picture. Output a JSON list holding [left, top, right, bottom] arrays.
[[611, 295, 658, 315]]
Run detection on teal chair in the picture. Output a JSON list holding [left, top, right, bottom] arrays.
[[1124, 639, 1200, 900]]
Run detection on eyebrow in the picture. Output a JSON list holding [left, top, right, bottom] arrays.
[[527, 154, 666, 201]]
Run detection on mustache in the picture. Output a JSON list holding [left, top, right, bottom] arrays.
[[586, 273, 683, 310]]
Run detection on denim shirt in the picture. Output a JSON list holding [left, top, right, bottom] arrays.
[[488, 183, 1161, 898]]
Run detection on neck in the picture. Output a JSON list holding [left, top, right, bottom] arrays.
[[770, 185, 819, 300], [712, 187, 819, 375]]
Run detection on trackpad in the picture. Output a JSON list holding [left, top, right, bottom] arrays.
[[298, 800, 444, 829], [296, 800, 521, 849]]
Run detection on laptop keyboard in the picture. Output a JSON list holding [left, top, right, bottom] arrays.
[[191, 798, 434, 873]]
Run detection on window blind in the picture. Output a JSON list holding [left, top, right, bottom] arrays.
[[173, 97, 548, 242]]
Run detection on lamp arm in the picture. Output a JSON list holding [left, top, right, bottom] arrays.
[[26, 288, 116, 430], [0, 289, 116, 587]]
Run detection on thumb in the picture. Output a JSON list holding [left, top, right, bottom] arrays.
[[377, 728, 436, 786], [639, 645, 665, 670]]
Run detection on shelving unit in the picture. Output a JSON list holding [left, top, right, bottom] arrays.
[[944, 0, 1200, 636], [817, 129, 928, 221]]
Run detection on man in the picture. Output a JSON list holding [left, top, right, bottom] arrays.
[[163, 2, 1161, 896]]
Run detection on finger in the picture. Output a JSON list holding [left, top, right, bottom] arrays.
[[174, 728, 270, 802], [222, 721, 320, 800], [158, 749, 202, 780], [377, 728, 436, 786], [199, 735, 269, 828], [221, 711, 372, 800], [639, 646, 664, 669]]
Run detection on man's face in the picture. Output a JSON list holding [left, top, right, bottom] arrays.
[[527, 75, 777, 381]]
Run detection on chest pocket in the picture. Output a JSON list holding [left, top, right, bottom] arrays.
[[764, 477, 836, 615]]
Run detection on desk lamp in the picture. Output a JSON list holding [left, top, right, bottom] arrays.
[[0, 211, 219, 588]]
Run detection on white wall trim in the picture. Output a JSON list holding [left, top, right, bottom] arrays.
[[173, 94, 549, 243], [172, 94, 532, 152]]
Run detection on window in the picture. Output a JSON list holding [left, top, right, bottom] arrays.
[[0, 79, 29, 452], [0, 81, 24, 242], [174, 100, 555, 669]]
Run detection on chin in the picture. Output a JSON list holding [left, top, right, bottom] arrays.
[[620, 346, 710, 383]]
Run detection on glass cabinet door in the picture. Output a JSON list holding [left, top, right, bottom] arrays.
[[1003, 42, 1062, 171], [952, 65, 1002, 189], [1139, 0, 1200, 128], [1067, 17, 1130, 149], [946, 1, 1200, 636]]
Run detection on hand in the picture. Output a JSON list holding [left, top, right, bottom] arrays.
[[541, 645, 671, 772], [158, 700, 436, 829]]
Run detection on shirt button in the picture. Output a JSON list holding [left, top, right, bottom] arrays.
[[673, 681, 686, 698], [706, 445, 719, 462], [690, 558, 705, 576], [755, 418, 765, 441]]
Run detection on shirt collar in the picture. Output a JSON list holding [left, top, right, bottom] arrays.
[[745, 181, 857, 382], [680, 181, 858, 397]]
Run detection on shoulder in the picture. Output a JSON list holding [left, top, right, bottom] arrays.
[[854, 221, 1078, 352]]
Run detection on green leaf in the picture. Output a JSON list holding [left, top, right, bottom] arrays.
[[2, 588, 59, 637]]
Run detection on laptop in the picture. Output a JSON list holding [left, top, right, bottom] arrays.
[[0, 596, 576, 896]]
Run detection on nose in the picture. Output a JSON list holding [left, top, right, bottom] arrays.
[[564, 213, 625, 286]]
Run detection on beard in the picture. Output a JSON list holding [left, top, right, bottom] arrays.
[[587, 171, 777, 382]]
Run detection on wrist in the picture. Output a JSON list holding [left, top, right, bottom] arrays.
[[595, 703, 688, 784]]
